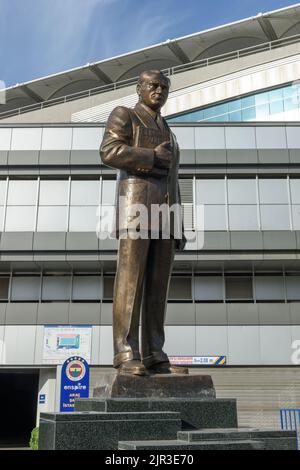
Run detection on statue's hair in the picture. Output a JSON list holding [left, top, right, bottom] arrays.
[[137, 70, 170, 87]]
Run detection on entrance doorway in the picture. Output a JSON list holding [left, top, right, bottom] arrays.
[[0, 369, 39, 447]]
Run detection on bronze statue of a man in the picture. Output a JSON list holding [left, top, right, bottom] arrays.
[[100, 70, 186, 375]]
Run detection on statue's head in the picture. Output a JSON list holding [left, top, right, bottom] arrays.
[[137, 70, 170, 112]]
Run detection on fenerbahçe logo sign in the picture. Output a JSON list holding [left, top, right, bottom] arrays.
[[60, 356, 89, 412], [66, 359, 86, 381]]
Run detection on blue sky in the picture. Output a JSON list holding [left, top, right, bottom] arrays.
[[0, 0, 299, 87]]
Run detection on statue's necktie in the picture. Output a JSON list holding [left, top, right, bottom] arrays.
[[155, 113, 165, 131]]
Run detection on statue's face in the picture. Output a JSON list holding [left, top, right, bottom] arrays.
[[137, 73, 169, 111]]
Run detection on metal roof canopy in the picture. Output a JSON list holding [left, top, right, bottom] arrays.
[[2, 3, 300, 112]]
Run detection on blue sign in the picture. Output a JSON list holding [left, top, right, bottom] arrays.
[[39, 394, 46, 404], [60, 356, 89, 412]]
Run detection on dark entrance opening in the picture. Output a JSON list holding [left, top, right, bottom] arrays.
[[0, 369, 39, 447]]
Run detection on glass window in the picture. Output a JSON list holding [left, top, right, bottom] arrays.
[[227, 179, 257, 204], [39, 180, 69, 205], [255, 91, 269, 106], [286, 276, 300, 300], [228, 205, 258, 230], [259, 179, 288, 204], [11, 276, 40, 301], [284, 97, 298, 112], [169, 278, 191, 300], [103, 277, 114, 300], [241, 107, 256, 121], [255, 103, 270, 119], [254, 276, 285, 301], [242, 95, 255, 108], [225, 277, 253, 300], [168, 84, 300, 123], [70, 180, 100, 205], [37, 206, 68, 231], [5, 206, 36, 231], [7, 180, 37, 205], [42, 276, 71, 301], [270, 100, 284, 115], [228, 99, 241, 112], [228, 111, 242, 121], [269, 88, 283, 102], [0, 277, 9, 299], [283, 86, 296, 98], [194, 276, 223, 301], [260, 205, 290, 230], [69, 206, 98, 231], [203, 106, 217, 120], [192, 110, 204, 121], [204, 205, 227, 230], [72, 276, 102, 300]]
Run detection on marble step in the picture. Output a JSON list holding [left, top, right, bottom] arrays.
[[75, 397, 238, 429], [178, 428, 298, 450], [118, 438, 264, 450]]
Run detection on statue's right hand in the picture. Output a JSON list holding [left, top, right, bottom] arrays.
[[154, 141, 172, 170]]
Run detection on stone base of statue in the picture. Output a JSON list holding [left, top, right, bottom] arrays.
[[38, 372, 297, 450], [92, 371, 216, 399]]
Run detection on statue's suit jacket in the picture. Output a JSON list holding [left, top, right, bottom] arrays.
[[100, 102, 183, 239]]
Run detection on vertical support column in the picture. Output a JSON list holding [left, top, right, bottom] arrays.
[[36, 368, 56, 426]]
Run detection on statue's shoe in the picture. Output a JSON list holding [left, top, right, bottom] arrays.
[[117, 359, 146, 376], [147, 361, 189, 375]]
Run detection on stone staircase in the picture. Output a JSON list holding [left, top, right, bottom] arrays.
[[118, 428, 296, 450], [38, 373, 298, 450]]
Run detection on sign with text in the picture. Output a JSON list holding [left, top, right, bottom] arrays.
[[43, 325, 92, 364], [60, 356, 89, 412], [170, 356, 226, 366]]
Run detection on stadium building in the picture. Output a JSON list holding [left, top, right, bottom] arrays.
[[1, 3, 300, 446]]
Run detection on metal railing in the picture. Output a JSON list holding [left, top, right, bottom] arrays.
[[1, 32, 300, 120], [280, 408, 300, 449]]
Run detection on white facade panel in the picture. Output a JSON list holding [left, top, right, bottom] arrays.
[[225, 127, 256, 149], [260, 326, 292, 365], [255, 127, 287, 149], [91, 326, 101, 365], [99, 326, 113, 365], [0, 128, 11, 150], [70, 180, 100, 206], [286, 127, 300, 148], [173, 127, 195, 149], [228, 326, 261, 365], [196, 179, 225, 204], [3, 325, 36, 364], [34, 325, 45, 364], [195, 326, 228, 358], [195, 127, 225, 149], [0, 326, 5, 363], [39, 180, 69, 206], [37, 206, 68, 232], [11, 128, 42, 150], [41, 128, 72, 150], [7, 180, 37, 206], [164, 326, 196, 355], [72, 127, 103, 150]]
